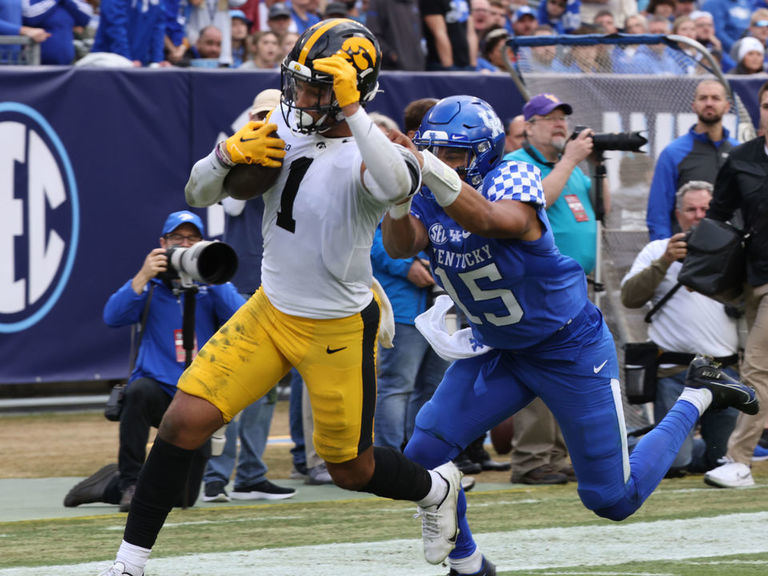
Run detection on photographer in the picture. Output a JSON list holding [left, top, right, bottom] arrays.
[[64, 211, 244, 512], [621, 181, 739, 476]]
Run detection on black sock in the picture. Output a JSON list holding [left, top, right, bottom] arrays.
[[124, 437, 195, 549], [357, 446, 432, 501]]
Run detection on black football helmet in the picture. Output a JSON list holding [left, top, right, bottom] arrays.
[[281, 18, 381, 134]]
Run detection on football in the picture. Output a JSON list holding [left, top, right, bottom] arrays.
[[223, 162, 281, 200], [489, 415, 515, 455]]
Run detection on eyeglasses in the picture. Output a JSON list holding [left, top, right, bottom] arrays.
[[165, 233, 202, 244], [529, 115, 568, 124], [754, 20, 768, 28]]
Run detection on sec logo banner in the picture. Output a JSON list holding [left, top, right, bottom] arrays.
[[0, 103, 79, 333]]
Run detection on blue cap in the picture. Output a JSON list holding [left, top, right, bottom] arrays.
[[230, 9, 253, 27], [162, 211, 204, 237], [514, 6, 537, 22], [523, 93, 573, 121]]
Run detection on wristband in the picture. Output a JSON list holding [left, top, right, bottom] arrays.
[[388, 198, 413, 220], [215, 141, 236, 168], [421, 150, 462, 207]]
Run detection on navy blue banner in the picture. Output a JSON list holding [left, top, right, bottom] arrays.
[[0, 68, 759, 384]]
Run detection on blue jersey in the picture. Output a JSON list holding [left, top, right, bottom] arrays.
[[411, 160, 587, 350]]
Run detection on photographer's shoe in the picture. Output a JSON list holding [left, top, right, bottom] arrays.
[[63, 463, 118, 507], [231, 479, 296, 500], [686, 355, 759, 415]]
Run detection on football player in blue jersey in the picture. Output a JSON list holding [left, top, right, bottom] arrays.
[[382, 95, 759, 576]]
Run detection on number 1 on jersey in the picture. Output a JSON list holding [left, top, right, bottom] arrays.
[[276, 157, 313, 233]]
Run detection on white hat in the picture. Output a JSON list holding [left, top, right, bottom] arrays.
[[738, 36, 765, 62], [250, 88, 281, 118], [690, 10, 713, 22]]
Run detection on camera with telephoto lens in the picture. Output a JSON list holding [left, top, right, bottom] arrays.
[[571, 125, 647, 152], [163, 241, 239, 288]]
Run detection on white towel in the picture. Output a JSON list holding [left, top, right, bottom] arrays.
[[371, 277, 395, 349], [414, 295, 492, 361]]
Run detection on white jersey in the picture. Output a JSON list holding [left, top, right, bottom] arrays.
[[260, 107, 389, 319], [621, 238, 738, 357]]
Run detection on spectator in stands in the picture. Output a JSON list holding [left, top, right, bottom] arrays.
[[593, 9, 619, 34], [89, 0, 169, 66], [279, 30, 300, 59], [704, 80, 768, 489], [675, 0, 698, 18], [264, 2, 297, 35], [691, 10, 734, 70], [472, 0, 503, 43], [730, 10, 768, 69], [622, 180, 740, 477], [644, 16, 689, 73], [563, 24, 613, 72], [537, 0, 581, 34], [520, 24, 562, 71], [511, 5, 538, 37], [63, 211, 244, 512], [366, 0, 425, 70], [646, 0, 676, 21], [504, 114, 526, 153], [701, 0, 752, 54], [646, 79, 738, 240], [672, 15, 706, 73], [175, 25, 224, 67], [478, 26, 512, 71], [21, 0, 92, 65], [240, 30, 280, 68], [230, 9, 251, 67], [185, 0, 247, 67], [501, 92, 599, 485], [420, 0, 477, 71], [323, 2, 350, 19], [289, 0, 321, 32], [582, 0, 636, 30], [202, 90, 297, 504], [0, 1, 50, 64], [732, 35, 767, 73]]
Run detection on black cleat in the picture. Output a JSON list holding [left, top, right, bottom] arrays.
[[63, 463, 118, 507], [448, 556, 496, 576], [686, 355, 759, 415]]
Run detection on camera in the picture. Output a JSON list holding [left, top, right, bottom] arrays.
[[164, 241, 239, 288], [571, 126, 647, 152]]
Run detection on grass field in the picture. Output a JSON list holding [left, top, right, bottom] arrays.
[[1, 409, 767, 575]]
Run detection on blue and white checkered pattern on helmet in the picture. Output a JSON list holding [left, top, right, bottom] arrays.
[[485, 161, 545, 207]]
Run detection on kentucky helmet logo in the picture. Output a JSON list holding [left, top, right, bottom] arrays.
[[340, 37, 377, 73]]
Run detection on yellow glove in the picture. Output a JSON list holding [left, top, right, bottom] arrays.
[[225, 121, 286, 167], [312, 53, 360, 108]]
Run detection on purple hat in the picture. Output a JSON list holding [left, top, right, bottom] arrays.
[[162, 211, 204, 237], [514, 6, 537, 22], [522, 93, 573, 121]]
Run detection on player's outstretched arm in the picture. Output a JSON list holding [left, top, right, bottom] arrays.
[[313, 54, 419, 204]]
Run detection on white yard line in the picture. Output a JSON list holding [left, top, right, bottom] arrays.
[[2, 512, 768, 576]]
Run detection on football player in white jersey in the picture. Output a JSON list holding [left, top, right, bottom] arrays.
[[97, 19, 462, 576]]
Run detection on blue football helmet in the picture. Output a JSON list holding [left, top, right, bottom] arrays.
[[413, 96, 505, 188]]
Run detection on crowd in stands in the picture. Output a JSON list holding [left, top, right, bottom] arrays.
[[0, 0, 766, 72]]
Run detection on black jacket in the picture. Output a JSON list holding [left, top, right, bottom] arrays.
[[708, 136, 768, 286]]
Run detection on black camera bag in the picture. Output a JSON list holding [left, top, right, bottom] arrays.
[[678, 218, 747, 305]]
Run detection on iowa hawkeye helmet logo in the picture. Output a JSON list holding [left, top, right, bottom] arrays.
[[339, 37, 377, 74]]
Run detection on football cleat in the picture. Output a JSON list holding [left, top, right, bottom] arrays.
[[63, 463, 118, 507], [685, 355, 759, 415], [416, 461, 462, 565], [449, 556, 497, 576], [704, 458, 755, 488], [97, 562, 141, 576]]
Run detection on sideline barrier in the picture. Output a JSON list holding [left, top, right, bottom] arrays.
[[0, 68, 763, 385]]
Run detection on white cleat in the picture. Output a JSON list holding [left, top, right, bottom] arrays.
[[416, 461, 462, 564], [98, 562, 139, 576], [704, 458, 755, 488]]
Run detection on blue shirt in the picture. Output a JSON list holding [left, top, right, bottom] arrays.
[[103, 278, 244, 396], [22, 0, 93, 65], [411, 161, 587, 350], [223, 198, 265, 295], [504, 144, 596, 274], [92, 0, 166, 65]]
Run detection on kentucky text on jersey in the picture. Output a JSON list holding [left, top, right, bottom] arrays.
[[434, 243, 493, 269]]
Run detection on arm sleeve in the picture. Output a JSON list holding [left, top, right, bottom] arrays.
[[646, 149, 677, 241], [98, 0, 132, 58], [103, 280, 148, 327], [62, 0, 94, 26], [620, 256, 672, 309], [185, 147, 230, 207], [346, 107, 421, 204]]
